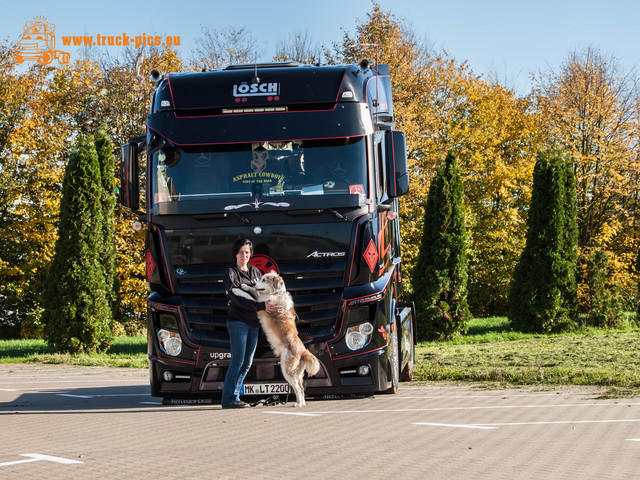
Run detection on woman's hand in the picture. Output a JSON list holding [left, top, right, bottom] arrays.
[[265, 300, 277, 314]]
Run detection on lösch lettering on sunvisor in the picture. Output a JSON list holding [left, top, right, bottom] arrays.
[[233, 82, 280, 97]]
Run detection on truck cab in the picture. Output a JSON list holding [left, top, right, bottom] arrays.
[[121, 61, 415, 400]]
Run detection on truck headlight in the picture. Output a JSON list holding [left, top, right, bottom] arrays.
[[345, 322, 374, 351], [158, 329, 182, 356]]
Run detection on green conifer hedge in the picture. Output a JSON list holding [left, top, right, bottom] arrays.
[[508, 151, 578, 332], [412, 151, 470, 341], [41, 136, 113, 353], [94, 129, 118, 317]]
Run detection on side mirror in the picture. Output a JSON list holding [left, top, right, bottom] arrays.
[[385, 130, 409, 198], [120, 136, 144, 210]]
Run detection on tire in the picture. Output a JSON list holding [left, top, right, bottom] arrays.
[[400, 309, 415, 382], [39, 52, 53, 65], [149, 363, 160, 397], [384, 327, 400, 394]]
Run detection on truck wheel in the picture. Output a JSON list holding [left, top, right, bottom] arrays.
[[39, 52, 53, 65], [59, 52, 70, 65], [400, 310, 415, 381], [383, 327, 400, 394], [149, 364, 161, 397]]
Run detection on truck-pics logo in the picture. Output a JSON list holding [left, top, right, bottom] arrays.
[[233, 81, 280, 99], [14, 16, 70, 65], [14, 16, 182, 66]]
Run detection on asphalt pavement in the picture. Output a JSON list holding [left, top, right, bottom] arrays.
[[1, 364, 640, 479]]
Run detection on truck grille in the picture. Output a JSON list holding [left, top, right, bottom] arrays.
[[174, 261, 345, 349]]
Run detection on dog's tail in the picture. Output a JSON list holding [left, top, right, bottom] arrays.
[[301, 349, 320, 376]]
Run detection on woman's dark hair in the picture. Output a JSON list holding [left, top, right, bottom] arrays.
[[232, 238, 253, 257]]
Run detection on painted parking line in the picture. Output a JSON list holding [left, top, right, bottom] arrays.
[[414, 419, 640, 429], [0, 453, 83, 467], [56, 393, 150, 399], [0, 384, 148, 392], [0, 379, 145, 384], [266, 402, 640, 417], [388, 393, 574, 400], [264, 411, 321, 417], [414, 422, 498, 430]]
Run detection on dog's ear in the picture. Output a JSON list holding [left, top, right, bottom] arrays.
[[273, 275, 285, 292]]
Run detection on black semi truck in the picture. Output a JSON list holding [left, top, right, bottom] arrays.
[[120, 60, 415, 400]]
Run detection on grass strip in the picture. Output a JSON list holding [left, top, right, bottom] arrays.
[[415, 318, 640, 390], [0, 336, 147, 368]]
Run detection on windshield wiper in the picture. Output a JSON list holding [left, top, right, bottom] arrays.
[[286, 208, 348, 221], [327, 208, 348, 221], [232, 212, 253, 225]]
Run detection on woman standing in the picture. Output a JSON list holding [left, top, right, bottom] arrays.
[[221, 238, 274, 409]]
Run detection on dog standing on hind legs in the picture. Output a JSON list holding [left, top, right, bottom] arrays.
[[232, 271, 320, 407]]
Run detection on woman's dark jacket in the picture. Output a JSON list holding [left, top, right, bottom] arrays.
[[223, 264, 265, 328]]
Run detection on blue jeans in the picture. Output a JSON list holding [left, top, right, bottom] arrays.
[[221, 320, 259, 406]]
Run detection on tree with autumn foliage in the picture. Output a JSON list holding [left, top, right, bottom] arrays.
[[412, 152, 470, 340], [105, 47, 184, 332], [42, 136, 113, 353], [331, 2, 544, 315], [0, 42, 66, 337], [1, 6, 638, 342], [54, 47, 184, 333], [533, 47, 640, 310], [0, 45, 182, 338]]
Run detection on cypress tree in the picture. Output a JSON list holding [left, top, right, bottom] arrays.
[[412, 151, 470, 341], [41, 136, 113, 353], [637, 249, 640, 322], [585, 249, 621, 327], [559, 158, 579, 315], [508, 151, 578, 332], [94, 129, 119, 318]]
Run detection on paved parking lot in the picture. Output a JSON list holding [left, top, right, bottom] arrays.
[[1, 364, 640, 479]]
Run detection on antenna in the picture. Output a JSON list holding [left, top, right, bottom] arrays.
[[252, 61, 260, 84]]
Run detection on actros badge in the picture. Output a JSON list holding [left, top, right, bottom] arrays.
[[307, 251, 346, 258]]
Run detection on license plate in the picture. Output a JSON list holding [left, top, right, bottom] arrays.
[[241, 383, 290, 395]]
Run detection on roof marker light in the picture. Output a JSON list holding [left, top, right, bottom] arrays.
[[222, 107, 287, 114]]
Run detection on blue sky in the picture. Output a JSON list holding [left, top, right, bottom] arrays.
[[4, 0, 639, 93]]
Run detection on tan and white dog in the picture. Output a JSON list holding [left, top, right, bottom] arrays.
[[232, 271, 320, 407]]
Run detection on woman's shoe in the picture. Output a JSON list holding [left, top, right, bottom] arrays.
[[222, 400, 250, 409]]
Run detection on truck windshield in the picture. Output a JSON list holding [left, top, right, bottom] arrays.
[[152, 136, 367, 204]]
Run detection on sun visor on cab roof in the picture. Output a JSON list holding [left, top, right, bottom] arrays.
[[158, 65, 354, 112]]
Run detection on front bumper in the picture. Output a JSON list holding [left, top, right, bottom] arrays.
[[148, 340, 393, 399]]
